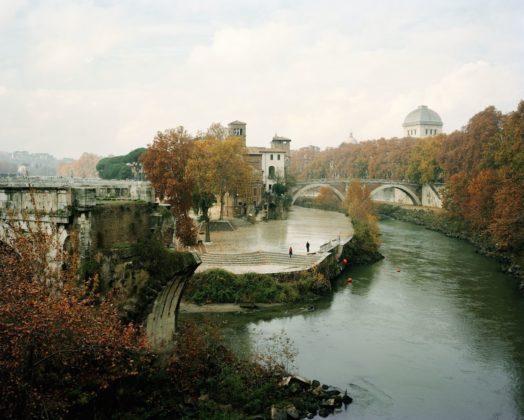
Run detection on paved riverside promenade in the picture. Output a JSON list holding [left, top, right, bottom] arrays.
[[195, 207, 353, 274], [197, 250, 327, 274]]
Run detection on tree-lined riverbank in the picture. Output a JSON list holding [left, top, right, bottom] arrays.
[[378, 204, 524, 293], [186, 218, 524, 419]]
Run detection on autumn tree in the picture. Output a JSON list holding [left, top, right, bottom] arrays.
[[314, 186, 342, 211], [0, 215, 144, 418], [497, 100, 524, 174], [57, 152, 101, 178], [192, 191, 216, 242], [406, 136, 444, 184], [188, 135, 252, 220], [205, 122, 228, 141], [344, 180, 381, 260], [346, 181, 375, 221], [465, 169, 499, 229], [489, 176, 524, 251], [141, 127, 197, 245]]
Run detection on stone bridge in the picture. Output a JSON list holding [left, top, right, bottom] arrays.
[[0, 176, 200, 349], [290, 178, 444, 208]]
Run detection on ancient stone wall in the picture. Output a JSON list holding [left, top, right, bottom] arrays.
[[87, 203, 153, 250]]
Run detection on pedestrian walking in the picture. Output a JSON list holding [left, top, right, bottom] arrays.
[[289, 246, 293, 258], [306, 241, 310, 253]]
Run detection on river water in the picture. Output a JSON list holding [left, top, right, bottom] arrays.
[[184, 208, 524, 419]]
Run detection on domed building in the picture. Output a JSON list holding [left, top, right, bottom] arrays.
[[403, 105, 443, 138]]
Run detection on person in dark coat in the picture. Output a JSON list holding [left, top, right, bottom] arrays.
[[289, 246, 293, 258], [306, 241, 310, 253]]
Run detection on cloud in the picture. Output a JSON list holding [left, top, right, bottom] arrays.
[[0, 1, 523, 157], [26, 4, 130, 74], [425, 61, 524, 131], [0, 0, 27, 26]]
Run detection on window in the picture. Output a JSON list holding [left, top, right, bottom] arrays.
[[277, 154, 281, 160], [233, 128, 243, 136], [269, 184, 272, 190], [425, 129, 428, 135], [270, 154, 273, 160], [268, 165, 276, 179]]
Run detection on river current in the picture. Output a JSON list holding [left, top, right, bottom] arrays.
[[183, 208, 524, 419]]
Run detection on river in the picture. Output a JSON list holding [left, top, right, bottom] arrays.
[[183, 208, 524, 419]]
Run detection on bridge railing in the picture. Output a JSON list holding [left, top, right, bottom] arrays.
[[319, 237, 341, 253], [293, 178, 420, 187], [0, 176, 151, 188]]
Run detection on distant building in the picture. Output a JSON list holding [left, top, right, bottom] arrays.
[[212, 121, 291, 219], [17, 164, 29, 177], [228, 121, 247, 147], [227, 121, 290, 193], [246, 146, 286, 193], [403, 105, 443, 138], [347, 132, 358, 144], [270, 134, 291, 168]]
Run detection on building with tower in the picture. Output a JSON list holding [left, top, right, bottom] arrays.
[[403, 105, 443, 138], [228, 120, 247, 147], [209, 121, 291, 219]]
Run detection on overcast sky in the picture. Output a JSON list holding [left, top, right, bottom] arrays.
[[0, 0, 523, 159]]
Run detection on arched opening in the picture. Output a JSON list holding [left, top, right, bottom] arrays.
[[291, 184, 345, 205], [369, 184, 420, 206], [268, 166, 276, 179]]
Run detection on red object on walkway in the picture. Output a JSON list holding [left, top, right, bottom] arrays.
[[342, 258, 348, 265], [347, 277, 353, 283]]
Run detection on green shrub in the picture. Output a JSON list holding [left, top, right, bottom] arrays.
[[186, 269, 329, 304], [189, 269, 239, 304]]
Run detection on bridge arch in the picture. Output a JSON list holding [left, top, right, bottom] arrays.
[[291, 183, 345, 205], [369, 184, 421, 206]]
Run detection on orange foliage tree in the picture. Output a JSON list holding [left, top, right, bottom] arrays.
[[489, 177, 524, 252], [346, 180, 375, 221], [290, 101, 524, 254], [314, 186, 342, 210], [0, 217, 144, 418], [57, 152, 101, 178], [141, 127, 197, 246], [188, 136, 252, 220], [465, 169, 499, 229]]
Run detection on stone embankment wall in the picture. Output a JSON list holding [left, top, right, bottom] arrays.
[[97, 247, 201, 349], [0, 177, 203, 349], [271, 236, 353, 283]]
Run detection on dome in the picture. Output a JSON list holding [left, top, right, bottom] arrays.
[[403, 105, 442, 127]]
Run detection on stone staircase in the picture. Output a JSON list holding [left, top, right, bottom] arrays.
[[198, 250, 327, 274]]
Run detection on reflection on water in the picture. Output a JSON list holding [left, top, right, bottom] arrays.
[[182, 211, 524, 419]]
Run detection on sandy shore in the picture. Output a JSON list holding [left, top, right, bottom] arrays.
[[180, 302, 283, 313]]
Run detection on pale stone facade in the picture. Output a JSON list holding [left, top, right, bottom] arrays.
[[403, 105, 443, 138], [228, 120, 247, 147], [205, 121, 291, 220]]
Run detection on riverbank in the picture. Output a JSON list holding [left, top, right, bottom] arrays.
[[377, 204, 524, 293], [180, 302, 283, 313]]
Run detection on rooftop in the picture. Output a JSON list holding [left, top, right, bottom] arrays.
[[403, 105, 443, 127]]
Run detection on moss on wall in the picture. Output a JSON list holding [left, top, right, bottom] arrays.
[[89, 203, 152, 250]]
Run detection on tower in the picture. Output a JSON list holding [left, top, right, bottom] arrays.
[[228, 120, 247, 147]]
